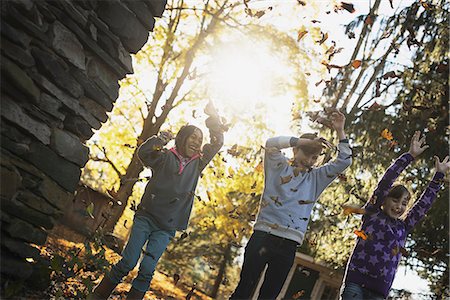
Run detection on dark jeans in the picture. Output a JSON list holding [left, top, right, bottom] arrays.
[[340, 282, 385, 300], [230, 230, 298, 300]]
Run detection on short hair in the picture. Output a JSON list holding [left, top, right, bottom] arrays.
[[296, 133, 323, 155], [387, 184, 411, 201], [175, 125, 203, 150]]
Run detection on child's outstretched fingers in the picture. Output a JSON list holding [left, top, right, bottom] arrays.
[[408, 131, 429, 158], [434, 155, 450, 173]]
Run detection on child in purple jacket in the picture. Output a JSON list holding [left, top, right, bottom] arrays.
[[340, 131, 449, 300]]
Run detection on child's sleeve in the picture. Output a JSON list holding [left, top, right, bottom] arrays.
[[199, 130, 224, 171], [264, 136, 296, 168], [364, 153, 414, 211], [313, 140, 352, 195], [137, 136, 168, 169], [404, 172, 445, 232]]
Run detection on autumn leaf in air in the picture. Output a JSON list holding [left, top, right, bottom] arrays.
[[298, 200, 314, 205], [336, 2, 355, 13], [351, 59, 362, 68], [293, 290, 305, 299], [316, 32, 329, 45], [173, 273, 180, 285], [86, 202, 95, 219], [354, 229, 368, 240], [297, 30, 308, 42], [281, 175, 293, 184], [381, 128, 394, 141]]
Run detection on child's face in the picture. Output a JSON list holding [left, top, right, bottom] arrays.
[[183, 129, 203, 158], [293, 147, 320, 169], [382, 193, 410, 219]]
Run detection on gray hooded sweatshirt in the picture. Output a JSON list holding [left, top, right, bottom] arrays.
[[136, 133, 223, 231], [254, 136, 352, 244]]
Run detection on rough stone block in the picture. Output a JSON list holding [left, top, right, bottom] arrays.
[[97, 0, 149, 53], [16, 191, 63, 217], [1, 37, 35, 68], [39, 93, 65, 121], [0, 165, 22, 201], [86, 55, 120, 101], [1, 250, 33, 279], [3, 196, 56, 230], [30, 71, 102, 130], [31, 47, 84, 99], [51, 20, 85, 70], [51, 128, 89, 167], [1, 56, 40, 103], [0, 20, 32, 48], [27, 141, 81, 193], [64, 115, 95, 141], [145, 0, 167, 18], [79, 96, 108, 123], [1, 95, 51, 145], [3, 218, 47, 245], [1, 234, 41, 259], [123, 0, 155, 31], [38, 176, 74, 211], [71, 67, 113, 111]]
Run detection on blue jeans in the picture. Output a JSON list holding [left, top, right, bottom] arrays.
[[340, 282, 385, 300], [230, 230, 298, 300], [107, 215, 175, 292]]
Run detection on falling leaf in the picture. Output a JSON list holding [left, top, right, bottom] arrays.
[[255, 161, 263, 172], [365, 14, 374, 25], [389, 0, 394, 8], [311, 19, 321, 23], [342, 204, 366, 216], [173, 273, 180, 285], [381, 129, 394, 141], [297, 30, 308, 42], [290, 188, 298, 192], [281, 175, 293, 185], [304, 72, 311, 76], [227, 144, 242, 157], [86, 202, 94, 219], [192, 110, 197, 118], [123, 219, 128, 229], [316, 32, 329, 45], [351, 60, 362, 68], [293, 290, 305, 299], [251, 181, 257, 189], [297, 0, 306, 5], [254, 10, 265, 18], [298, 200, 314, 205], [178, 232, 189, 241], [185, 283, 197, 300], [337, 2, 355, 13], [338, 174, 348, 182], [382, 71, 397, 79], [270, 196, 283, 207], [354, 229, 368, 240], [347, 31, 355, 39]]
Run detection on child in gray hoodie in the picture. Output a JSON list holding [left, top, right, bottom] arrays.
[[231, 109, 352, 299], [90, 116, 223, 300]]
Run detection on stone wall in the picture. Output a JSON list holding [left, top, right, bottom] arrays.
[[0, 0, 166, 284]]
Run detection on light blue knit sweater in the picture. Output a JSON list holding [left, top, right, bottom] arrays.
[[254, 136, 352, 243]]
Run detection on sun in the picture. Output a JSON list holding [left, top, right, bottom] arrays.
[[206, 39, 288, 114]]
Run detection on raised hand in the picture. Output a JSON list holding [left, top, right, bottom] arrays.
[[434, 155, 450, 174], [408, 131, 429, 158], [329, 109, 346, 132], [158, 130, 173, 144]]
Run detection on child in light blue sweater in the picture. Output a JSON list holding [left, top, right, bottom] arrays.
[[231, 109, 352, 299]]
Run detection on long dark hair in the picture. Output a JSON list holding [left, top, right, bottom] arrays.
[[175, 125, 202, 151]]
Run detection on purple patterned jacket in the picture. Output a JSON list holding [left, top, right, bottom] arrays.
[[343, 153, 444, 298]]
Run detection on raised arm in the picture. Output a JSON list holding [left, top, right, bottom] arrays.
[[365, 131, 429, 211], [313, 109, 352, 194], [199, 129, 224, 171], [137, 131, 172, 169], [404, 156, 448, 231]]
